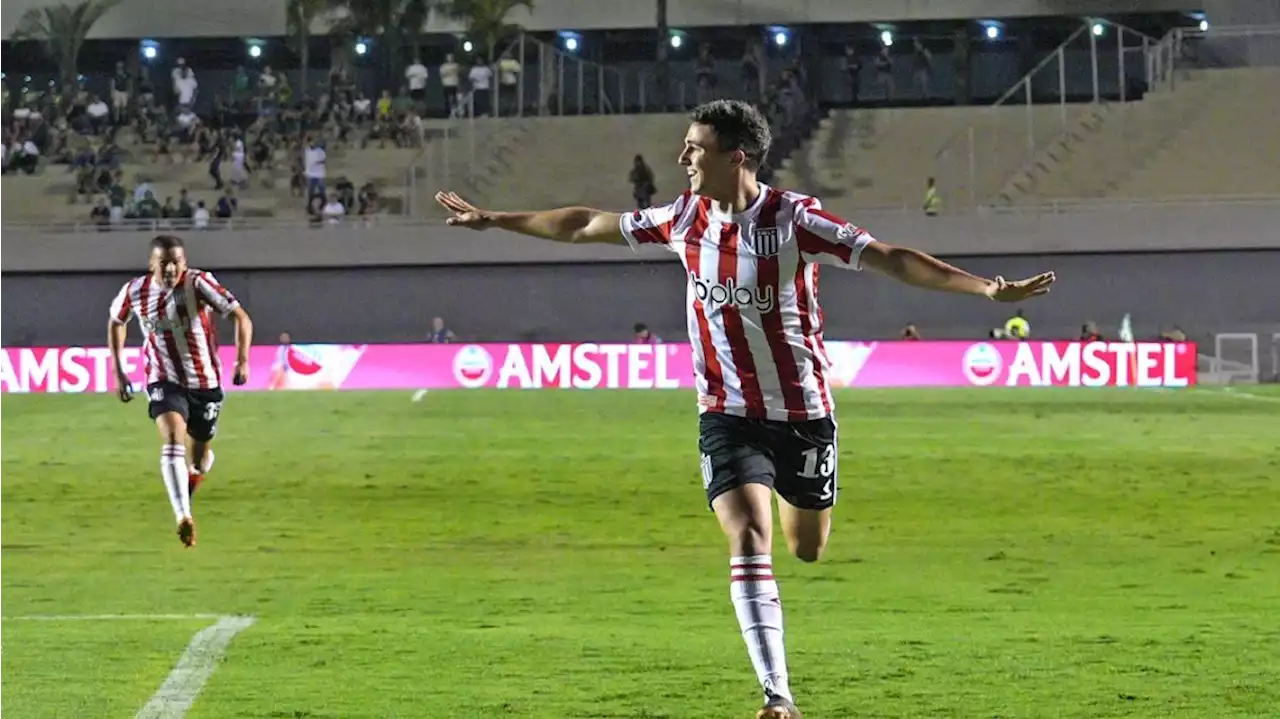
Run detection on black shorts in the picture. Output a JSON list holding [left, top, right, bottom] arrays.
[[698, 413, 839, 511], [146, 382, 225, 441]]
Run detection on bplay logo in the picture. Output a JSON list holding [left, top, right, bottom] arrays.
[[689, 273, 776, 313], [452, 345, 493, 388], [962, 342, 1003, 386]]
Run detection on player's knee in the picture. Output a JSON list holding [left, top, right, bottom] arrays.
[[730, 522, 772, 557]]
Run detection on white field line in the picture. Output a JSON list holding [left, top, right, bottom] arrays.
[[3, 613, 223, 621], [133, 615, 257, 719], [2, 613, 255, 719], [1192, 387, 1280, 403]]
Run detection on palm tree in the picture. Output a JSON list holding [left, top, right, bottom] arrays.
[[332, 0, 431, 82], [446, 0, 532, 63], [10, 0, 125, 91], [288, 0, 331, 91]]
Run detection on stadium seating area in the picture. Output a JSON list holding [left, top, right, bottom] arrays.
[[0, 123, 424, 225], [770, 104, 1092, 212], [5, 65, 1279, 227]]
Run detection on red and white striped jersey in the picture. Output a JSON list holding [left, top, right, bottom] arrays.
[[620, 185, 875, 421], [109, 269, 241, 390]]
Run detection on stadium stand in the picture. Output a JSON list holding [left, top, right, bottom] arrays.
[[1110, 67, 1280, 199], [996, 67, 1280, 204], [772, 104, 1091, 213], [448, 114, 694, 212]]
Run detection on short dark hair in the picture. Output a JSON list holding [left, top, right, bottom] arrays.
[[689, 100, 772, 170], [634, 323, 648, 333], [151, 235, 184, 252]]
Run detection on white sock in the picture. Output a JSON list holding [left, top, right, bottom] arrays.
[[160, 444, 192, 521], [731, 554, 791, 701]]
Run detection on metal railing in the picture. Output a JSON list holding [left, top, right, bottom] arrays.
[[933, 19, 1160, 209], [404, 32, 690, 216], [7, 194, 1279, 234], [1176, 24, 1280, 69], [0, 215, 447, 234]]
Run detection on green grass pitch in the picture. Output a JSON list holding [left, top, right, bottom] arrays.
[[3, 387, 1279, 718]]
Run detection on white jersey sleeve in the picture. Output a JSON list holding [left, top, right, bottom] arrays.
[[109, 281, 134, 324], [192, 271, 241, 317], [793, 197, 876, 270], [618, 190, 694, 253]]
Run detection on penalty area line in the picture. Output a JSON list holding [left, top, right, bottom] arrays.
[[3, 613, 257, 719], [134, 614, 257, 719]]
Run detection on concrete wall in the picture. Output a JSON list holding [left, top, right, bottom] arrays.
[[5, 201, 1280, 273], [5, 250, 1277, 347]]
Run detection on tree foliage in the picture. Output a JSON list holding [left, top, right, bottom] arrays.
[[10, 0, 125, 90]]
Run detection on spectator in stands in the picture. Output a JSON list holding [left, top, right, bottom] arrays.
[[901, 323, 922, 340], [630, 154, 656, 209], [90, 195, 111, 230], [741, 38, 764, 101], [429, 317, 457, 344], [208, 136, 226, 190], [174, 65, 198, 110], [1161, 327, 1188, 342], [498, 49, 521, 115], [307, 194, 326, 226], [399, 110, 425, 148], [137, 66, 156, 108], [377, 89, 393, 122], [86, 94, 110, 134], [440, 53, 461, 116], [133, 175, 155, 203], [696, 43, 718, 106], [177, 188, 194, 221], [304, 137, 326, 199], [107, 171, 126, 223], [843, 44, 863, 105], [357, 181, 380, 216], [231, 65, 251, 105], [912, 37, 933, 98], [406, 54, 429, 111], [923, 177, 941, 216], [875, 46, 894, 99], [216, 187, 238, 220], [229, 134, 249, 189], [8, 135, 39, 175], [469, 61, 494, 117], [111, 61, 131, 124], [322, 191, 346, 224], [334, 176, 356, 211], [193, 200, 210, 229], [161, 196, 178, 222], [1080, 322, 1103, 342], [136, 190, 162, 220], [352, 91, 372, 124], [1004, 309, 1031, 340], [634, 323, 661, 344]]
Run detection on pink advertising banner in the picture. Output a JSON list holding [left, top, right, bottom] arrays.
[[1, 341, 1197, 394]]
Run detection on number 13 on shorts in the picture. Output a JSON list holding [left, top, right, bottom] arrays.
[[797, 442, 837, 502]]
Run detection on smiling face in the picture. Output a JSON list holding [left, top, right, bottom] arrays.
[[679, 122, 740, 200]]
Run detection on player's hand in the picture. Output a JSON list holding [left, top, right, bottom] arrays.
[[435, 191, 494, 230], [986, 272, 1056, 302], [115, 371, 133, 403], [233, 360, 250, 386]]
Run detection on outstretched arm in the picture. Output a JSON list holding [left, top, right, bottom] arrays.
[[859, 241, 1054, 301], [436, 191, 625, 245], [793, 200, 1055, 302]]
